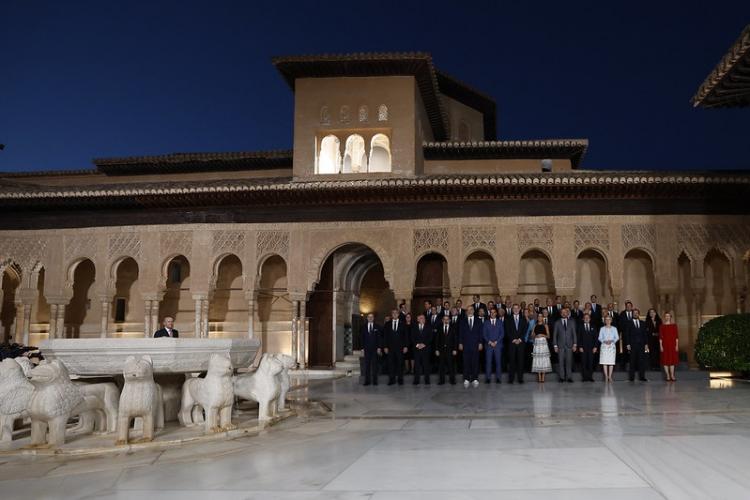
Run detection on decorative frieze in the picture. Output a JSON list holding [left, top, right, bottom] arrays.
[[575, 225, 609, 253], [212, 230, 245, 256], [462, 227, 496, 254], [621, 224, 656, 253], [677, 224, 750, 258], [108, 233, 142, 260], [517, 225, 553, 252], [64, 234, 97, 263], [414, 228, 449, 255], [160, 231, 192, 258], [0, 237, 48, 272], [256, 230, 289, 258]]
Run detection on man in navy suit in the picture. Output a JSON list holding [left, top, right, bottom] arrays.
[[482, 308, 504, 384], [577, 312, 599, 381], [360, 313, 382, 386], [459, 305, 483, 387], [153, 316, 179, 338], [471, 295, 486, 317], [383, 308, 408, 385], [411, 313, 432, 385], [505, 304, 528, 384], [626, 309, 650, 382], [435, 315, 458, 385]]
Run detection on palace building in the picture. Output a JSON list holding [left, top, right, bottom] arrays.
[[1, 52, 749, 369]]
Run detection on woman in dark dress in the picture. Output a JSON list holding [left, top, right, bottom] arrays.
[[645, 308, 662, 371], [404, 313, 414, 374]]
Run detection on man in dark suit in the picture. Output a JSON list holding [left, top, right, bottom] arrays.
[[429, 305, 440, 330], [482, 308, 504, 383], [553, 308, 577, 382], [504, 304, 528, 384], [471, 295, 486, 317], [545, 298, 558, 323], [626, 309, 650, 382], [590, 295, 602, 326], [411, 313, 432, 385], [619, 301, 635, 371], [434, 315, 458, 385], [577, 312, 598, 381], [360, 313, 382, 386], [383, 308, 408, 385], [459, 305, 483, 387], [423, 300, 433, 319], [154, 316, 179, 338]]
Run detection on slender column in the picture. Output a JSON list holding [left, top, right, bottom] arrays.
[[49, 303, 58, 340], [144, 300, 153, 337], [150, 300, 159, 337], [299, 299, 307, 370], [22, 302, 32, 345], [14, 302, 25, 344], [55, 304, 65, 338], [291, 300, 299, 363], [202, 298, 210, 338], [100, 300, 110, 338], [194, 298, 202, 338], [247, 297, 255, 339]]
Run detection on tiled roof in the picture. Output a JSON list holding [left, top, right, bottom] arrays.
[[692, 24, 750, 108], [93, 150, 293, 175], [423, 139, 588, 168]]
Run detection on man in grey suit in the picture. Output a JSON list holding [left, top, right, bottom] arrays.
[[553, 307, 577, 383]]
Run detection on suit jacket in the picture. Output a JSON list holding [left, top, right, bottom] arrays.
[[434, 322, 458, 353], [577, 321, 599, 350], [504, 314, 528, 344], [626, 319, 649, 350], [590, 303, 602, 323], [361, 322, 382, 353], [619, 311, 635, 333], [459, 315, 483, 349], [410, 323, 433, 350], [428, 314, 440, 330], [472, 302, 487, 316], [154, 328, 179, 338], [482, 318, 505, 345], [544, 305, 559, 323], [553, 318, 577, 349], [383, 317, 408, 351]]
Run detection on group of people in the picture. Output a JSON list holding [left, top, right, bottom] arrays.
[[359, 294, 680, 387]]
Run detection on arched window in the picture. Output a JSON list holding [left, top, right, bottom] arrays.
[[318, 135, 341, 174], [343, 134, 367, 173], [368, 134, 391, 172], [358, 105, 369, 122], [378, 104, 388, 121], [319, 106, 330, 125]]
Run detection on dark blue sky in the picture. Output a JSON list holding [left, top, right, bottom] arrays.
[[1, 0, 749, 172]]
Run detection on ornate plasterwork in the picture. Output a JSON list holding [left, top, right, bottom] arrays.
[[108, 233, 142, 260], [517, 225, 553, 252], [677, 224, 750, 259], [64, 234, 97, 263], [160, 231, 192, 259], [621, 224, 656, 253], [256, 230, 289, 258], [0, 237, 48, 272], [414, 228, 449, 255], [212, 230, 245, 257], [575, 225, 609, 253], [462, 227, 496, 254]]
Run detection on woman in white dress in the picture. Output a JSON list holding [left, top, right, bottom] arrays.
[[531, 312, 552, 382], [598, 314, 619, 382]]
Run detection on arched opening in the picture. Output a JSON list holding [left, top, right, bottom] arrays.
[[64, 259, 96, 338], [461, 251, 498, 301], [159, 255, 192, 334], [575, 249, 610, 302], [209, 254, 245, 338], [257, 255, 291, 355], [308, 244, 392, 368], [318, 135, 341, 174], [623, 249, 657, 312], [703, 249, 734, 317], [31, 268, 50, 342], [1, 265, 21, 343], [368, 133, 391, 172], [343, 134, 367, 173], [111, 257, 142, 336], [518, 249, 555, 300], [413, 252, 449, 316]]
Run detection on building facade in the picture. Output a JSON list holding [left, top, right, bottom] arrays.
[[1, 53, 749, 368]]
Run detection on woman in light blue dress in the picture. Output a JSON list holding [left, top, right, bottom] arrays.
[[598, 314, 619, 382]]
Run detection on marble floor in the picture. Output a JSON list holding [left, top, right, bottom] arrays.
[[1, 372, 749, 499]]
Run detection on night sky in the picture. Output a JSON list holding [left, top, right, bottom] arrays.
[[1, 0, 749, 172]]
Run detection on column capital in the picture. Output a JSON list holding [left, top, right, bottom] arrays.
[[289, 292, 308, 302]]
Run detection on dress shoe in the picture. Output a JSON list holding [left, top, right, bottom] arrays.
[[567, 378, 574, 383], [388, 381, 396, 386], [463, 380, 470, 388], [363, 382, 371, 386], [413, 381, 419, 385], [438, 381, 445, 386], [639, 378, 648, 382], [472, 380, 479, 387], [559, 379, 565, 383], [485, 379, 491, 384], [508, 380, 514, 384], [398, 380, 404, 385], [519, 380, 524, 384]]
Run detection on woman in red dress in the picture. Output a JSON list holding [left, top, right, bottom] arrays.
[[659, 311, 679, 382]]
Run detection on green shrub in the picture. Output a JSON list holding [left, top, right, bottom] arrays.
[[695, 314, 750, 372]]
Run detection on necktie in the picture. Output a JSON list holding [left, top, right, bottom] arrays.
[[628, 312, 631, 320], [444, 325, 448, 335], [635, 320, 639, 329], [563, 319, 567, 329], [469, 317, 473, 329], [514, 315, 519, 329], [392, 320, 396, 331], [491, 319, 495, 326], [420, 324, 423, 333], [167, 329, 172, 337], [369, 323, 372, 333], [586, 324, 589, 332]]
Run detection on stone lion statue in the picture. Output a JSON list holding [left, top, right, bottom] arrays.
[[271, 353, 296, 413], [73, 381, 121, 434], [116, 355, 164, 445], [0, 358, 34, 442], [27, 359, 85, 447], [233, 353, 284, 422], [179, 353, 234, 433]]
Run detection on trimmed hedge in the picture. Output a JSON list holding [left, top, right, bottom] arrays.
[[695, 314, 750, 372]]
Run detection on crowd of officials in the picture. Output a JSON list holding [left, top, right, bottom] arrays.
[[359, 294, 681, 387]]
